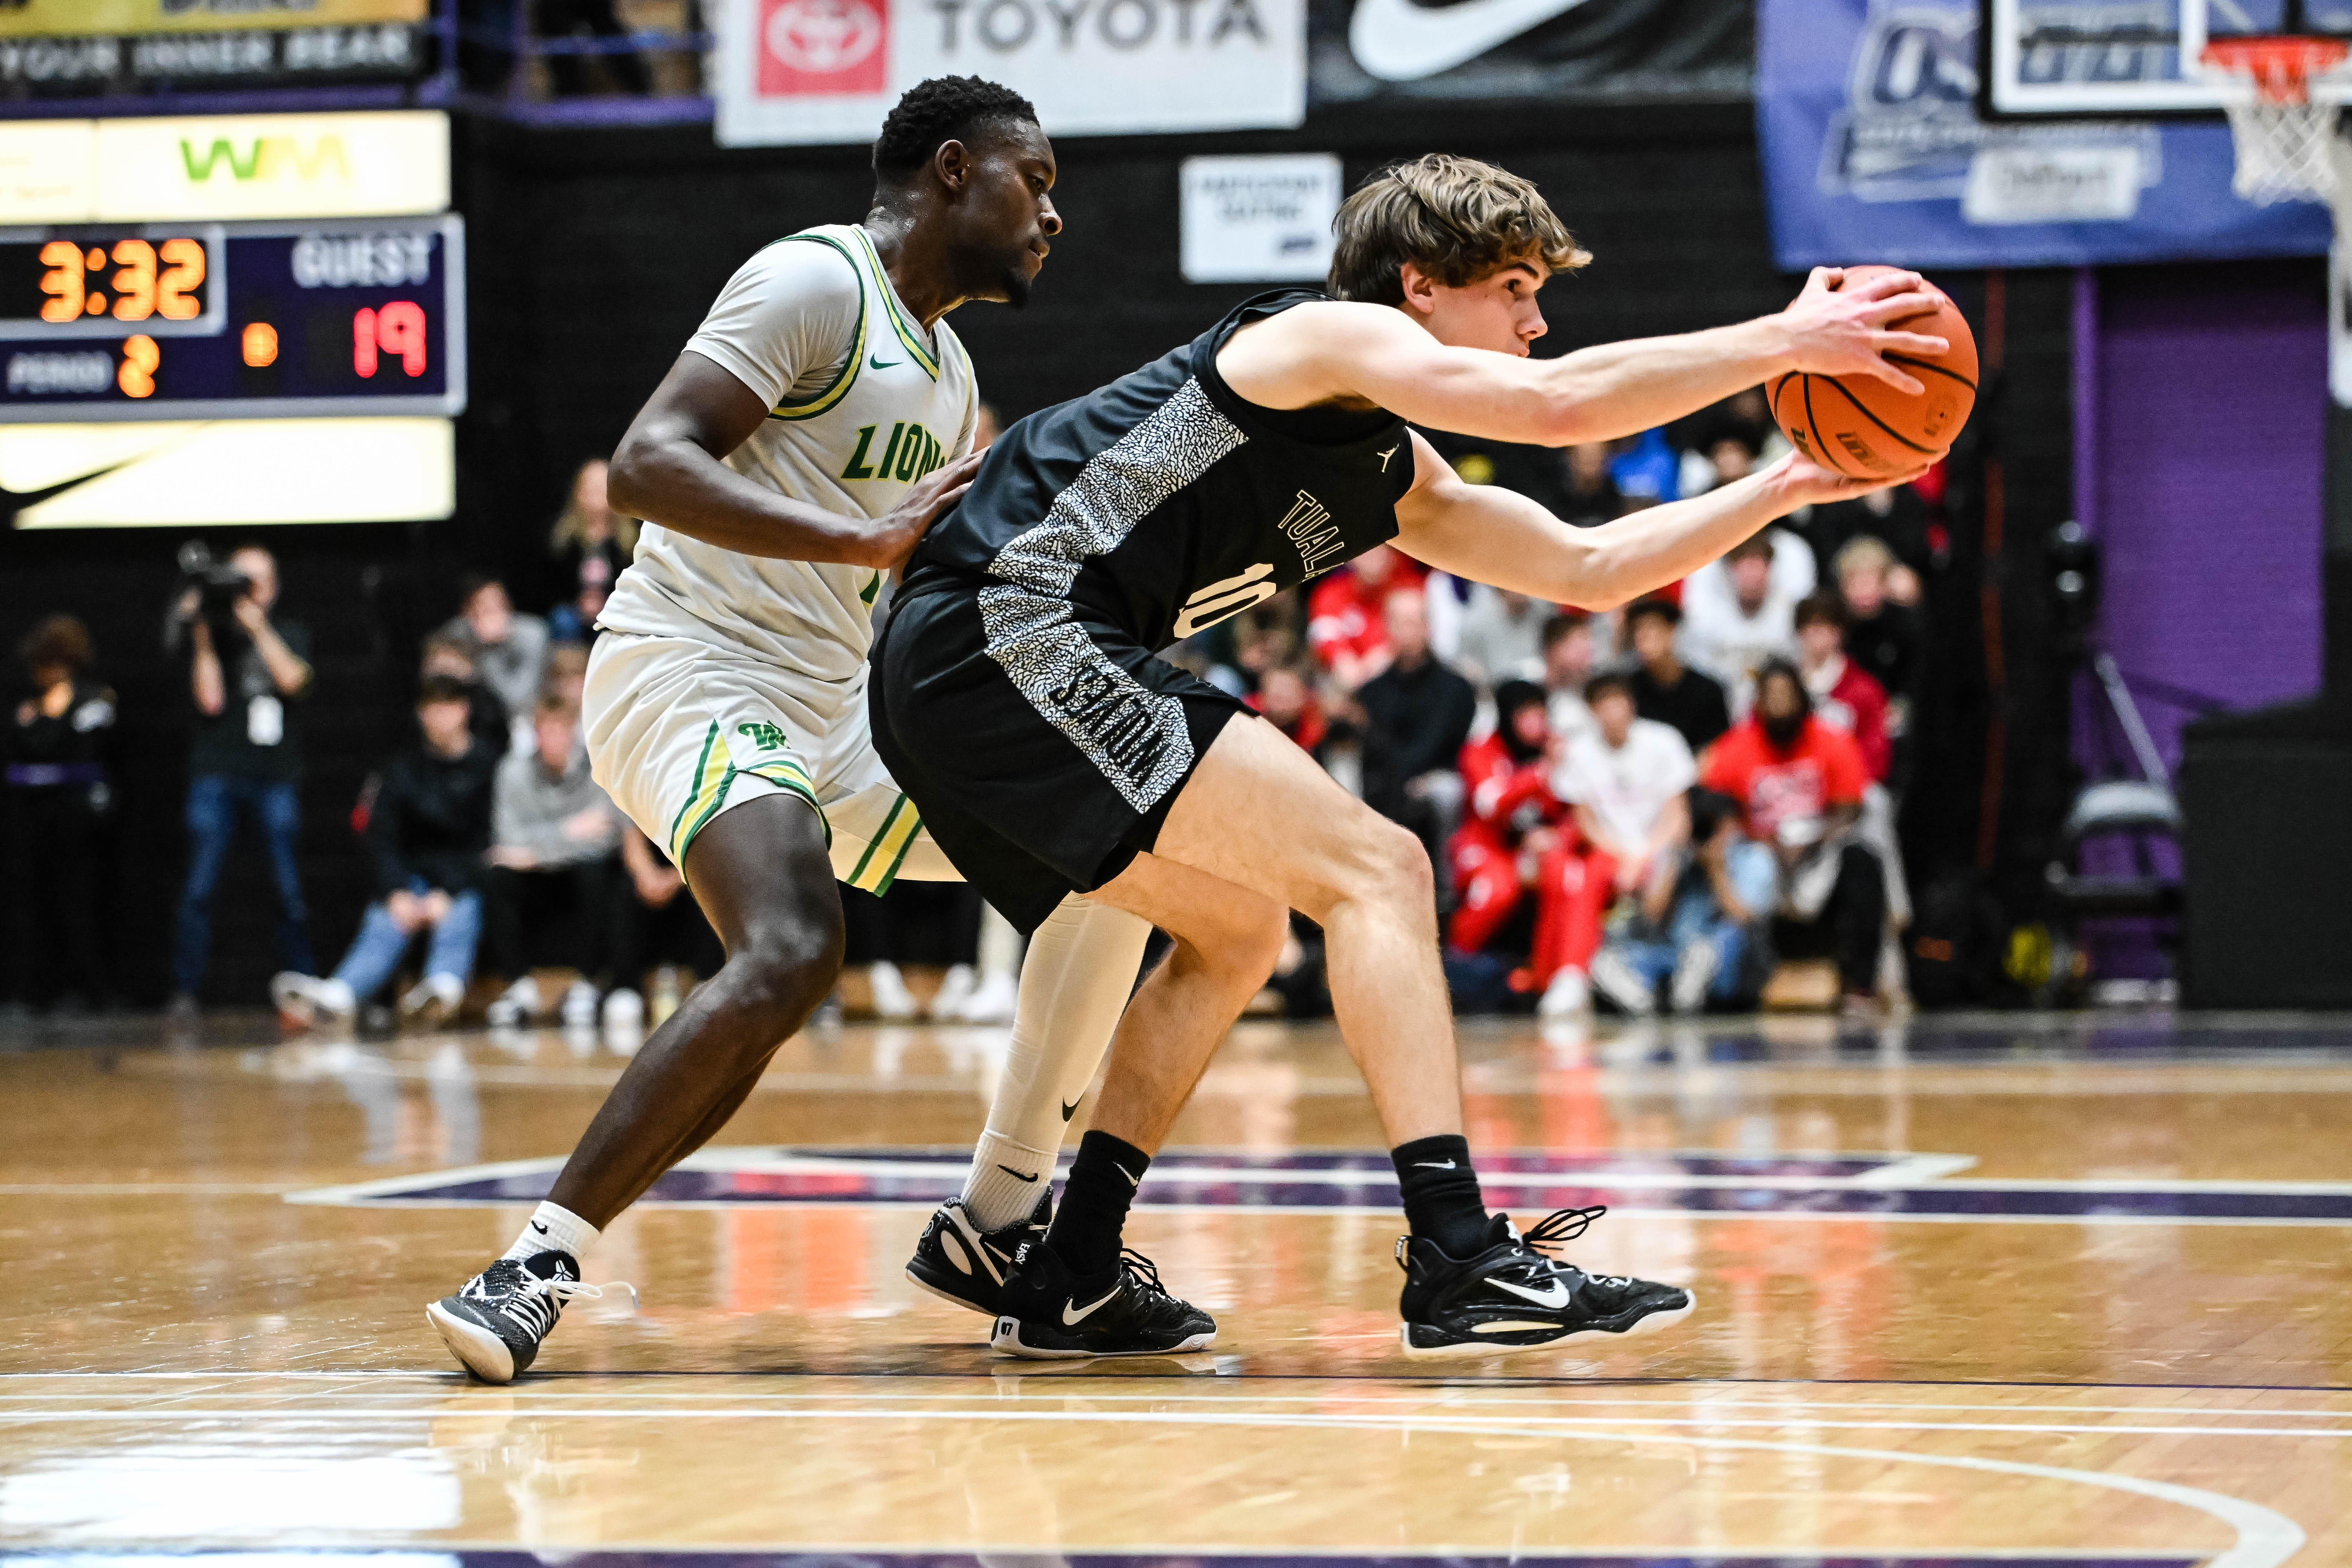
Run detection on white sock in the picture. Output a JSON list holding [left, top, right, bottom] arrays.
[[959, 893, 1151, 1230], [964, 1131, 1061, 1229], [502, 1201, 600, 1264]]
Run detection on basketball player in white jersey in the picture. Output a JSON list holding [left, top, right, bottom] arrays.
[[426, 79, 1160, 1383]]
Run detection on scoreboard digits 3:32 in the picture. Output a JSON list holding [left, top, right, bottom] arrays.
[[0, 215, 464, 421]]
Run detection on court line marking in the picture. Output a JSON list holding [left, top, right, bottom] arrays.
[[0, 1541, 2219, 1562], [2, 1403, 2337, 1443], [0, 1184, 302, 1195], [7, 1370, 2350, 1401], [11, 1384, 2332, 1424], [268, 1197, 2352, 1228], [0, 1407, 2300, 1566]]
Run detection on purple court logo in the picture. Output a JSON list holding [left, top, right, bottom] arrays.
[[286, 1148, 2352, 1226]]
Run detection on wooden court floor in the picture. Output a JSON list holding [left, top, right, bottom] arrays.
[[2, 1009, 2350, 1566]]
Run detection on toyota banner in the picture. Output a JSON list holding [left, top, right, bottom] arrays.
[[715, 0, 1752, 145]]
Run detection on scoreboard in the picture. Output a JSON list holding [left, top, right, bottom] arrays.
[[0, 214, 462, 422]]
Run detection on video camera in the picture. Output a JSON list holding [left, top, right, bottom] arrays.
[[176, 541, 253, 620]]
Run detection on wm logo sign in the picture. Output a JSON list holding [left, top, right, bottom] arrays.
[[179, 136, 353, 183]]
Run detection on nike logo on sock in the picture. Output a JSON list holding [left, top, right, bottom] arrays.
[[1116, 1164, 1141, 1188], [1061, 1099, 1081, 1122], [531, 1220, 550, 1233], [998, 1165, 1041, 1184], [1413, 1160, 1458, 1169], [1062, 1285, 1121, 1324]]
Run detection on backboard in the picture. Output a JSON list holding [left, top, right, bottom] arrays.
[[1983, 0, 2352, 116]]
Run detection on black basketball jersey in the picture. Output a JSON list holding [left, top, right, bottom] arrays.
[[905, 290, 1415, 650]]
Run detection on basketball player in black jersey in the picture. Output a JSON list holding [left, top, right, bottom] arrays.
[[874, 154, 1944, 1359]]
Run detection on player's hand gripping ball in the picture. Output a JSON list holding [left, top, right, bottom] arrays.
[[1771, 265, 1978, 479]]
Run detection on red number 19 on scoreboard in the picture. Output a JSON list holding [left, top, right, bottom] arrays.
[[352, 301, 428, 378]]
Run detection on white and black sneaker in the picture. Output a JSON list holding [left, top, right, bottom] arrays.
[[1397, 1206, 1695, 1360], [990, 1240, 1217, 1359], [904, 1190, 1051, 1316], [425, 1250, 634, 1384]]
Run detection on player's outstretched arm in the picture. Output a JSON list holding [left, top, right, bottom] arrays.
[[1390, 430, 1922, 610], [607, 352, 978, 569], [1220, 267, 1948, 449]]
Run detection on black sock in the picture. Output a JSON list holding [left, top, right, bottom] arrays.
[[1044, 1130, 1150, 1277], [1393, 1134, 1491, 1257]]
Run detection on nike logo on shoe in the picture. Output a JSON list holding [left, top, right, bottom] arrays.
[[1348, 0, 1590, 81], [998, 1165, 1040, 1184], [1489, 1275, 1572, 1308], [1062, 1285, 1121, 1324]]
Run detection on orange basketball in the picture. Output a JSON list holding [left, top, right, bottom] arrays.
[[1770, 265, 1978, 480]]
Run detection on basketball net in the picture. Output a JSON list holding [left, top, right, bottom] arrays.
[[2204, 36, 2352, 212]]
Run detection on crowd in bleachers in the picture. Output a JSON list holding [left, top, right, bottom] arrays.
[[1171, 391, 1940, 1019], [4, 392, 1944, 1025]]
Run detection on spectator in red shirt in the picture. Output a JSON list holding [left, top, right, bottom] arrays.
[[1248, 661, 1328, 755], [1444, 680, 1614, 1017], [1306, 544, 1425, 691], [1794, 592, 1891, 783], [1701, 659, 1887, 1008]]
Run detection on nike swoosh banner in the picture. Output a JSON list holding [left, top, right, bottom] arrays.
[[1754, 0, 2328, 268], [1310, 0, 1747, 105]]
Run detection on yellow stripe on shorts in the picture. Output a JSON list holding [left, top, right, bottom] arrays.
[[667, 722, 731, 864], [668, 729, 828, 870], [844, 792, 921, 895]]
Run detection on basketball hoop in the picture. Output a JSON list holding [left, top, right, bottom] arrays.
[[2203, 35, 2352, 207]]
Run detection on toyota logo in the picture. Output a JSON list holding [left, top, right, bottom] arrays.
[[766, 0, 885, 73]]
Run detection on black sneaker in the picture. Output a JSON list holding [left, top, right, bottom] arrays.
[[990, 1240, 1217, 1359], [1396, 1206, 1695, 1360], [905, 1190, 1051, 1316], [425, 1250, 633, 1384]]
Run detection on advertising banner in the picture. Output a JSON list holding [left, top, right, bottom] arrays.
[[713, 0, 1306, 146], [1756, 0, 2330, 269], [1180, 154, 1341, 282], [0, 113, 450, 224], [0, 0, 426, 36], [0, 0, 428, 95], [1306, 0, 1748, 107]]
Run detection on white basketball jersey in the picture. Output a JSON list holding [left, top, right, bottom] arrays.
[[599, 223, 978, 684]]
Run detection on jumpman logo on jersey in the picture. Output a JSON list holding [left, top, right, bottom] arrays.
[[1377, 445, 1400, 472]]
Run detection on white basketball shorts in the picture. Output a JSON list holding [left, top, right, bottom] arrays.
[[582, 629, 955, 894]]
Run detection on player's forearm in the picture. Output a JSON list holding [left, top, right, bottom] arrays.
[[1533, 317, 1791, 446], [1551, 467, 1799, 610], [609, 435, 897, 567]]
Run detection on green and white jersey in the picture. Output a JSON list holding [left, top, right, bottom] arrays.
[[599, 223, 978, 684]]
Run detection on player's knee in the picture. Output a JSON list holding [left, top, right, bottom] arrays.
[[718, 906, 845, 1039], [1353, 818, 1434, 908]]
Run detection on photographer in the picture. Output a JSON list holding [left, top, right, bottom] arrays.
[[166, 543, 315, 1015]]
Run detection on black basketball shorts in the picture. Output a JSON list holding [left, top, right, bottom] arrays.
[[870, 578, 1244, 933]]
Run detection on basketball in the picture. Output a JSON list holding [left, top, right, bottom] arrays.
[[1770, 265, 1979, 479]]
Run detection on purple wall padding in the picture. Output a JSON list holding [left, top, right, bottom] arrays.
[[2072, 262, 2326, 981], [2083, 263, 2328, 766]]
